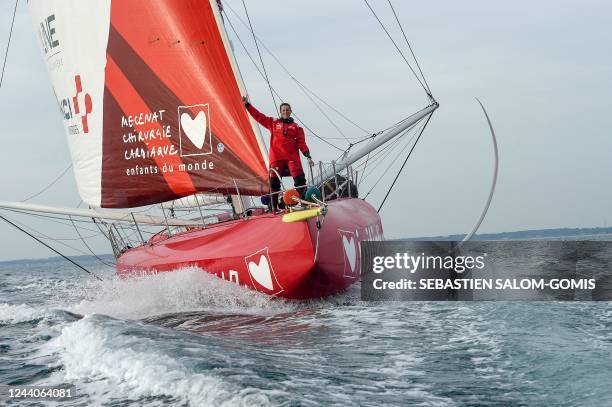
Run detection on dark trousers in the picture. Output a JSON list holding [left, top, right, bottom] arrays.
[[269, 160, 307, 210]]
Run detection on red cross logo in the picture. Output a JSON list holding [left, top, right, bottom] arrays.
[[72, 75, 93, 134]]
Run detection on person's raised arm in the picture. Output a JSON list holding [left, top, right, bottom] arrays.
[[242, 96, 273, 129]]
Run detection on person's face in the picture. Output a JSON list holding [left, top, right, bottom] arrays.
[[280, 105, 292, 120]]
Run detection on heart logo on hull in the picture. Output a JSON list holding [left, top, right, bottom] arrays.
[[338, 230, 359, 278], [180, 111, 207, 149], [244, 248, 284, 295], [247, 255, 274, 291], [342, 235, 357, 274]]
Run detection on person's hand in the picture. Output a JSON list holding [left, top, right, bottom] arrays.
[[307, 157, 315, 167], [241, 95, 249, 106]]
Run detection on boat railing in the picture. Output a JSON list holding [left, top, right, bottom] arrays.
[[309, 160, 359, 202], [256, 160, 358, 212], [99, 160, 359, 257]]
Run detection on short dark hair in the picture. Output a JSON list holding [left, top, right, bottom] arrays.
[[279, 102, 292, 112]]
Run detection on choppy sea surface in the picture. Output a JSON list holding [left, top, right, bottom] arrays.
[[2, 238, 612, 406]]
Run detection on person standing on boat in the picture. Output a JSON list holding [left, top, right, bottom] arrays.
[[242, 96, 314, 210]]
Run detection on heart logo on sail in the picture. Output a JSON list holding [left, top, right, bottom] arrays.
[[180, 111, 207, 149], [177, 104, 213, 157], [247, 254, 274, 291], [342, 235, 357, 274]]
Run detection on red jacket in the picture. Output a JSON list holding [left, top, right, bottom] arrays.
[[246, 104, 310, 163]]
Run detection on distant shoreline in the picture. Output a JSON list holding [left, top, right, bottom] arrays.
[[404, 226, 612, 241], [2, 227, 612, 264], [0, 253, 115, 266]]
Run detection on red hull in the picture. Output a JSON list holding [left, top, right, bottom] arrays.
[[117, 198, 384, 299]]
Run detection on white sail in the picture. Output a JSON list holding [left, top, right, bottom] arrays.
[[29, 0, 112, 206]]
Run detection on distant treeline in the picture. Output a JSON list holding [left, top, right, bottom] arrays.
[[0, 253, 115, 266], [405, 227, 612, 241]]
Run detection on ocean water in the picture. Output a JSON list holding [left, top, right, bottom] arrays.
[[1, 251, 612, 406]]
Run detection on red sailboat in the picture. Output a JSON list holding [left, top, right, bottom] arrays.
[[1, 0, 437, 299]]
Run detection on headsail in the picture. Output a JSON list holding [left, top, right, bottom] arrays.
[[29, 0, 269, 208]]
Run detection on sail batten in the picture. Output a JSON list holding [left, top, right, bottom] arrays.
[[29, 0, 269, 209]]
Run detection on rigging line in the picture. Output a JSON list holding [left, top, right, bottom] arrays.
[[231, 15, 348, 144], [365, 107, 435, 142], [339, 107, 435, 162], [360, 151, 373, 186], [353, 118, 422, 176], [20, 164, 73, 202], [240, 0, 278, 112], [223, 3, 371, 136], [352, 135, 408, 188], [338, 110, 428, 163], [334, 132, 379, 163], [369, 115, 429, 199], [378, 111, 434, 213], [377, 114, 421, 135], [4, 209, 110, 233], [351, 129, 407, 176], [92, 218, 112, 241], [358, 139, 406, 187], [1, 213, 106, 257], [292, 78, 371, 135], [0, 214, 103, 281], [16, 233, 103, 242], [69, 215, 116, 267], [114, 221, 133, 247], [293, 78, 351, 142], [385, 0, 432, 96], [4, 209, 153, 240], [358, 121, 420, 180], [224, 13, 345, 153], [124, 204, 158, 214], [116, 227, 144, 244], [224, 12, 343, 151], [360, 121, 424, 193], [294, 117, 355, 151], [0, 221, 101, 241], [361, 119, 426, 191], [362, 0, 431, 97], [0, 0, 18, 90], [344, 134, 376, 147], [362, 126, 422, 201], [320, 134, 374, 141], [360, 120, 426, 185]]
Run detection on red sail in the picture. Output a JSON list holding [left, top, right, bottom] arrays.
[[102, 0, 269, 207], [30, 0, 269, 208]]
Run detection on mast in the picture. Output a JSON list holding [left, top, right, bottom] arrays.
[[323, 101, 438, 180], [211, 0, 269, 167]]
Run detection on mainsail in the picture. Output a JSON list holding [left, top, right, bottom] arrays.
[[29, 0, 269, 208]]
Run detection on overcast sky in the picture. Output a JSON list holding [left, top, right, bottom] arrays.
[[1, 0, 611, 261]]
